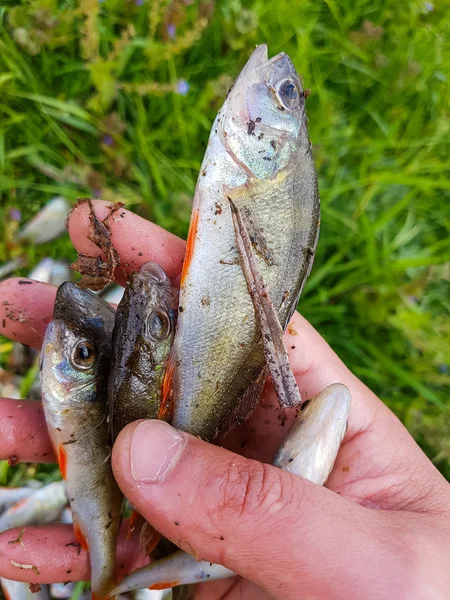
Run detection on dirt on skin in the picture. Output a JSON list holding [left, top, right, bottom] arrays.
[[69, 198, 123, 291]]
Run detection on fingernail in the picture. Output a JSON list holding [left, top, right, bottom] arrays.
[[131, 420, 185, 484]]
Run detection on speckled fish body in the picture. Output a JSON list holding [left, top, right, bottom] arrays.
[[1, 578, 51, 600], [0, 481, 66, 533], [0, 486, 40, 514], [41, 283, 122, 599], [274, 383, 351, 485], [109, 262, 177, 439], [171, 45, 320, 440]]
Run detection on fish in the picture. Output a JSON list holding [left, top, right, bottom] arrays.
[[0, 485, 42, 514], [0, 481, 66, 533], [16, 196, 70, 245], [50, 582, 76, 599], [169, 44, 320, 440], [108, 382, 350, 596], [40, 282, 123, 599], [100, 284, 126, 306], [109, 262, 177, 439], [0, 578, 51, 600]]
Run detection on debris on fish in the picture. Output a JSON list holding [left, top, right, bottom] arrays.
[[0, 486, 40, 514], [0, 481, 67, 533], [40, 282, 122, 599], [100, 284, 125, 306], [0, 578, 51, 600], [107, 551, 234, 597], [170, 44, 320, 440], [16, 197, 70, 245], [28, 258, 71, 287], [109, 262, 177, 439], [0, 256, 27, 280]]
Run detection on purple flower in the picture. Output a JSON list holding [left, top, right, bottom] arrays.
[[135, 0, 144, 5], [92, 189, 101, 198], [177, 79, 189, 96], [9, 208, 21, 221], [167, 24, 176, 39], [103, 135, 113, 146], [423, 1, 434, 12]]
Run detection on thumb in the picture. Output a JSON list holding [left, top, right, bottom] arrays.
[[113, 420, 388, 599]]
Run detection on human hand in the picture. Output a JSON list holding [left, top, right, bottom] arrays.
[[0, 200, 449, 599]]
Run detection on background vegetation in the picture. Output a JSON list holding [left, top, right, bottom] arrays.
[[0, 0, 449, 498]]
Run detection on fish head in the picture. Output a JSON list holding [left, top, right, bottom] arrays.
[[41, 283, 114, 409], [218, 44, 308, 179]]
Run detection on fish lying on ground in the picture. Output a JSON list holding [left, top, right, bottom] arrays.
[[168, 44, 320, 440], [0, 578, 51, 600], [41, 283, 122, 599], [16, 197, 70, 245], [109, 262, 177, 439], [0, 481, 66, 533], [0, 485, 42, 514]]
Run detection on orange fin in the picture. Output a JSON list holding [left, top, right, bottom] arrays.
[[127, 509, 143, 540], [73, 522, 89, 552], [57, 445, 67, 479], [150, 581, 180, 590], [180, 209, 199, 287], [158, 356, 174, 422], [139, 521, 162, 555]]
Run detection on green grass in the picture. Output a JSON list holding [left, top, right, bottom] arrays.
[[0, 0, 449, 500]]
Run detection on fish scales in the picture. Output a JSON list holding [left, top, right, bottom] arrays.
[[171, 45, 320, 440]]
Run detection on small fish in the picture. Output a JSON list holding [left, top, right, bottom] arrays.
[[107, 551, 234, 597], [109, 262, 177, 439], [0, 481, 66, 533], [17, 196, 70, 245], [170, 44, 320, 440], [0, 578, 51, 600], [110, 383, 351, 596], [28, 258, 71, 287], [41, 283, 122, 599], [0, 485, 41, 514], [50, 582, 76, 599]]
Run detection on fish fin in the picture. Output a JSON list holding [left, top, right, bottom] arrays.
[[57, 445, 67, 479], [127, 509, 142, 540], [149, 581, 180, 590], [229, 198, 302, 410], [218, 369, 267, 439], [180, 209, 199, 287], [139, 521, 162, 554], [73, 522, 89, 552], [158, 356, 175, 421]]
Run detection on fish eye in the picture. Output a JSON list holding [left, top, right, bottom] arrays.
[[71, 340, 97, 371], [145, 310, 171, 341], [276, 79, 301, 110]]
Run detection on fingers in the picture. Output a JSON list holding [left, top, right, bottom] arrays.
[[67, 200, 186, 285], [113, 420, 388, 599], [0, 279, 56, 349], [0, 521, 146, 584], [0, 399, 54, 463]]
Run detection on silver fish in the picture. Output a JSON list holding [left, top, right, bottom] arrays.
[[28, 258, 70, 287], [50, 582, 75, 599], [0, 481, 66, 533], [0, 578, 51, 600], [100, 285, 126, 306], [0, 486, 41, 514], [170, 44, 320, 440], [41, 283, 122, 599]]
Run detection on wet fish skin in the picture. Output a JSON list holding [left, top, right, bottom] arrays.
[[172, 44, 320, 440], [41, 282, 122, 599], [1, 578, 51, 600], [274, 383, 351, 485], [109, 262, 177, 439], [0, 481, 66, 533]]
